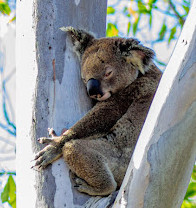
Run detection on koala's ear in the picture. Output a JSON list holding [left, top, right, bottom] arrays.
[[60, 26, 95, 60], [117, 39, 155, 74]]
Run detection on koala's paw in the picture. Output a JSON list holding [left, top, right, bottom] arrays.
[[37, 128, 58, 144], [31, 128, 68, 169], [32, 140, 62, 169], [71, 174, 90, 193], [32, 130, 63, 169]]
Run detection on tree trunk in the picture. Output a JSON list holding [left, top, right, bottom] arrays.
[[16, 1, 107, 208], [114, 1, 196, 207]]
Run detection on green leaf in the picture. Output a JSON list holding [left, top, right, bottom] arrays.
[[123, 6, 128, 13], [107, 6, 115, 15], [168, 26, 177, 44], [9, 16, 16, 22], [127, 22, 131, 36], [191, 165, 196, 181], [126, 13, 131, 18], [181, 199, 195, 208], [149, 13, 152, 28], [183, 0, 190, 6], [138, 1, 149, 14], [182, 5, 189, 14], [1, 181, 9, 203], [184, 182, 196, 199], [106, 23, 119, 37], [123, 6, 131, 18], [158, 22, 167, 41], [148, 0, 158, 4], [0, 2, 11, 15], [132, 15, 140, 36], [1, 175, 16, 208]]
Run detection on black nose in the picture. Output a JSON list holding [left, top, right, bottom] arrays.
[[87, 78, 103, 98]]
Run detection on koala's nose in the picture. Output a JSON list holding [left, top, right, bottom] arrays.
[[87, 78, 103, 98]]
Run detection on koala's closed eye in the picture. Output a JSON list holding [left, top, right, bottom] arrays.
[[104, 67, 113, 80]]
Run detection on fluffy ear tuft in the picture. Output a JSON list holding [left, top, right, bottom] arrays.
[[60, 26, 95, 60], [117, 38, 155, 74]]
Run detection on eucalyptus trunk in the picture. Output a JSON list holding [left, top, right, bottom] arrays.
[[16, 1, 107, 207], [114, 1, 196, 207]]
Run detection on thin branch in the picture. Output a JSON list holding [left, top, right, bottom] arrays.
[[168, 0, 185, 25], [0, 171, 16, 176], [151, 5, 177, 18]]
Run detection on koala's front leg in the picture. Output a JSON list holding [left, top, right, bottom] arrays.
[[33, 95, 129, 169]]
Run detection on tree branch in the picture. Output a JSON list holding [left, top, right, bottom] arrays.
[[168, 0, 185, 25], [114, 0, 196, 206]]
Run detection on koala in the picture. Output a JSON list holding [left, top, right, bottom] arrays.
[[33, 26, 162, 196]]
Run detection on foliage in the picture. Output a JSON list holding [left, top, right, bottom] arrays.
[[0, 68, 16, 208], [181, 165, 196, 208], [0, 1, 16, 135], [107, 0, 190, 45], [106, 22, 119, 37], [0, 0, 11, 15], [0, 65, 16, 208], [0, 1, 16, 207], [1, 174, 16, 208], [0, 0, 15, 22], [106, 0, 191, 67], [0, 73, 16, 136]]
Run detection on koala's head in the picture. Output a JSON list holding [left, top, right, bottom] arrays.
[[62, 26, 154, 101]]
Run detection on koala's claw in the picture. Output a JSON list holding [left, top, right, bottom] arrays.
[[46, 127, 68, 138], [48, 128, 57, 137], [33, 142, 62, 169], [70, 172, 89, 192], [38, 137, 53, 144], [34, 147, 47, 160], [75, 178, 84, 185], [73, 177, 89, 191], [34, 155, 52, 169], [37, 128, 59, 144]]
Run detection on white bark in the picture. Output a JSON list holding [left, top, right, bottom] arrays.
[[16, 1, 107, 208], [114, 1, 196, 208]]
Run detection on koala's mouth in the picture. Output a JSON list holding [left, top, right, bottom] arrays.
[[96, 92, 111, 101]]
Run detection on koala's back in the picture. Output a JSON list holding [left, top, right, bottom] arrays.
[[93, 65, 161, 187], [62, 61, 161, 194]]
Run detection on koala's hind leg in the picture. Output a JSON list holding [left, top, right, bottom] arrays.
[[63, 140, 118, 196]]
